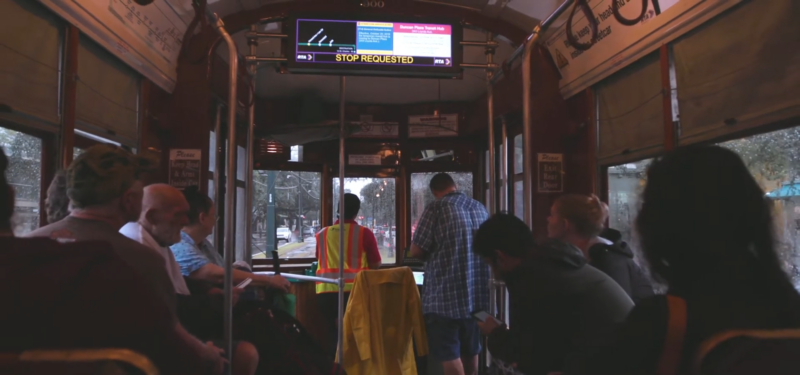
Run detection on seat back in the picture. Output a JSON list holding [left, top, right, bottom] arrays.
[[0, 349, 158, 375], [696, 329, 800, 375]]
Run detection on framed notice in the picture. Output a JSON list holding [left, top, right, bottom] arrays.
[[351, 121, 400, 138], [169, 149, 201, 189], [408, 114, 458, 138], [537, 153, 563, 193], [349, 154, 382, 166]]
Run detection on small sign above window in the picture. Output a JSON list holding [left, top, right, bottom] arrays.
[[349, 154, 382, 166], [408, 114, 458, 138]]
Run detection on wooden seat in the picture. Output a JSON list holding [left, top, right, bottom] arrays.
[[696, 329, 800, 375], [0, 349, 158, 375]]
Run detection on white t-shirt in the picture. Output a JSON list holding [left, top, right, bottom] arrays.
[[120, 222, 191, 295]]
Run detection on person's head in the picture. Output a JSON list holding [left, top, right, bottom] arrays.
[[341, 193, 360, 220], [182, 185, 215, 237], [0, 147, 14, 234], [473, 213, 534, 278], [429, 173, 457, 199], [636, 146, 788, 289], [67, 144, 157, 223], [46, 170, 70, 224], [547, 194, 608, 241], [140, 184, 190, 247]]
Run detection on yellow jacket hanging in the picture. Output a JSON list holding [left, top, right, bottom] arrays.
[[338, 267, 428, 375]]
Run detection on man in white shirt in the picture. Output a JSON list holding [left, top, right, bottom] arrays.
[[120, 183, 192, 295], [120, 183, 258, 375]]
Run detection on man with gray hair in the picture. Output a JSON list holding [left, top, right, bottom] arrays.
[[26, 144, 228, 374]]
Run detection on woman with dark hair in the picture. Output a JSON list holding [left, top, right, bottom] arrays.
[[573, 145, 800, 374], [170, 185, 289, 290]]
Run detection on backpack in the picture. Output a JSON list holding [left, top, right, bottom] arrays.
[[234, 304, 346, 375], [658, 295, 800, 375]]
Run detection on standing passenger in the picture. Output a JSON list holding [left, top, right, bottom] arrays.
[[410, 173, 489, 375], [316, 193, 382, 354]]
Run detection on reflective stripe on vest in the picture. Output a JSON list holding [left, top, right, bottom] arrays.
[[315, 223, 369, 294]]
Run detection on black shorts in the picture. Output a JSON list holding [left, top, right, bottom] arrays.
[[424, 314, 482, 361]]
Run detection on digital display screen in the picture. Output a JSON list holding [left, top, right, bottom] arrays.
[[293, 18, 455, 70]]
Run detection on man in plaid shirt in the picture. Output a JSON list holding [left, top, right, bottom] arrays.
[[410, 173, 490, 375]]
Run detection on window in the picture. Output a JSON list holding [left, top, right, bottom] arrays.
[[514, 134, 523, 174], [334, 178, 397, 264], [606, 158, 653, 251], [719, 126, 800, 286], [0, 127, 42, 235], [253, 171, 321, 259], [410, 171, 474, 245], [514, 180, 523, 220]]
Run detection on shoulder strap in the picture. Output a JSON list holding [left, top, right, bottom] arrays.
[[657, 295, 688, 375]]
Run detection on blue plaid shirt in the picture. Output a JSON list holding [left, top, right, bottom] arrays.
[[170, 231, 224, 276], [412, 191, 490, 318]]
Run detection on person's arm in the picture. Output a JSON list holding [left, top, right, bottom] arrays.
[[410, 205, 437, 259], [363, 229, 382, 269], [191, 263, 289, 291]]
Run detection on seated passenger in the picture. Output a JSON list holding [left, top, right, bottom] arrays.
[[547, 194, 654, 303], [45, 169, 70, 224], [571, 146, 800, 375], [473, 213, 634, 375], [119, 183, 259, 375], [315, 193, 381, 355], [170, 186, 290, 292], [0, 146, 225, 375], [26, 144, 179, 317]]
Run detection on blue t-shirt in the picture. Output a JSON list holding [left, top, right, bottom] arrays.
[[170, 231, 223, 276]]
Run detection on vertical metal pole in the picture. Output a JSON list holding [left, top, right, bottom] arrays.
[[500, 117, 508, 212], [208, 10, 237, 370], [213, 103, 223, 249], [521, 27, 540, 229], [487, 33, 496, 216], [337, 76, 346, 364], [485, 32, 497, 370], [245, 25, 257, 263]]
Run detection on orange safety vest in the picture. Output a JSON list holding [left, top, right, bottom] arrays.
[[315, 222, 370, 294]]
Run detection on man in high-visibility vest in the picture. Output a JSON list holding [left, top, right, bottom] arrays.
[[316, 193, 381, 354]]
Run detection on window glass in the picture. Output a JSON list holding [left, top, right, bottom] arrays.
[[719, 126, 800, 286], [0, 127, 42, 235], [410, 171, 474, 242], [514, 180, 523, 220], [514, 134, 523, 174], [237, 145, 246, 181], [209, 131, 216, 173], [334, 178, 397, 264], [606, 158, 653, 251], [253, 171, 321, 259], [485, 151, 489, 183]]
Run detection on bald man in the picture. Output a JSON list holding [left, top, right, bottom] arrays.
[[121, 183, 192, 294], [121, 184, 260, 375]]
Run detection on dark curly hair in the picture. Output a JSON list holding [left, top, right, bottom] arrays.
[[182, 185, 213, 225]]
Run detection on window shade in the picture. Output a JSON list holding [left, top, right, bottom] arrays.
[[76, 36, 139, 146], [596, 51, 664, 165], [0, 0, 61, 126], [673, 0, 800, 145]]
